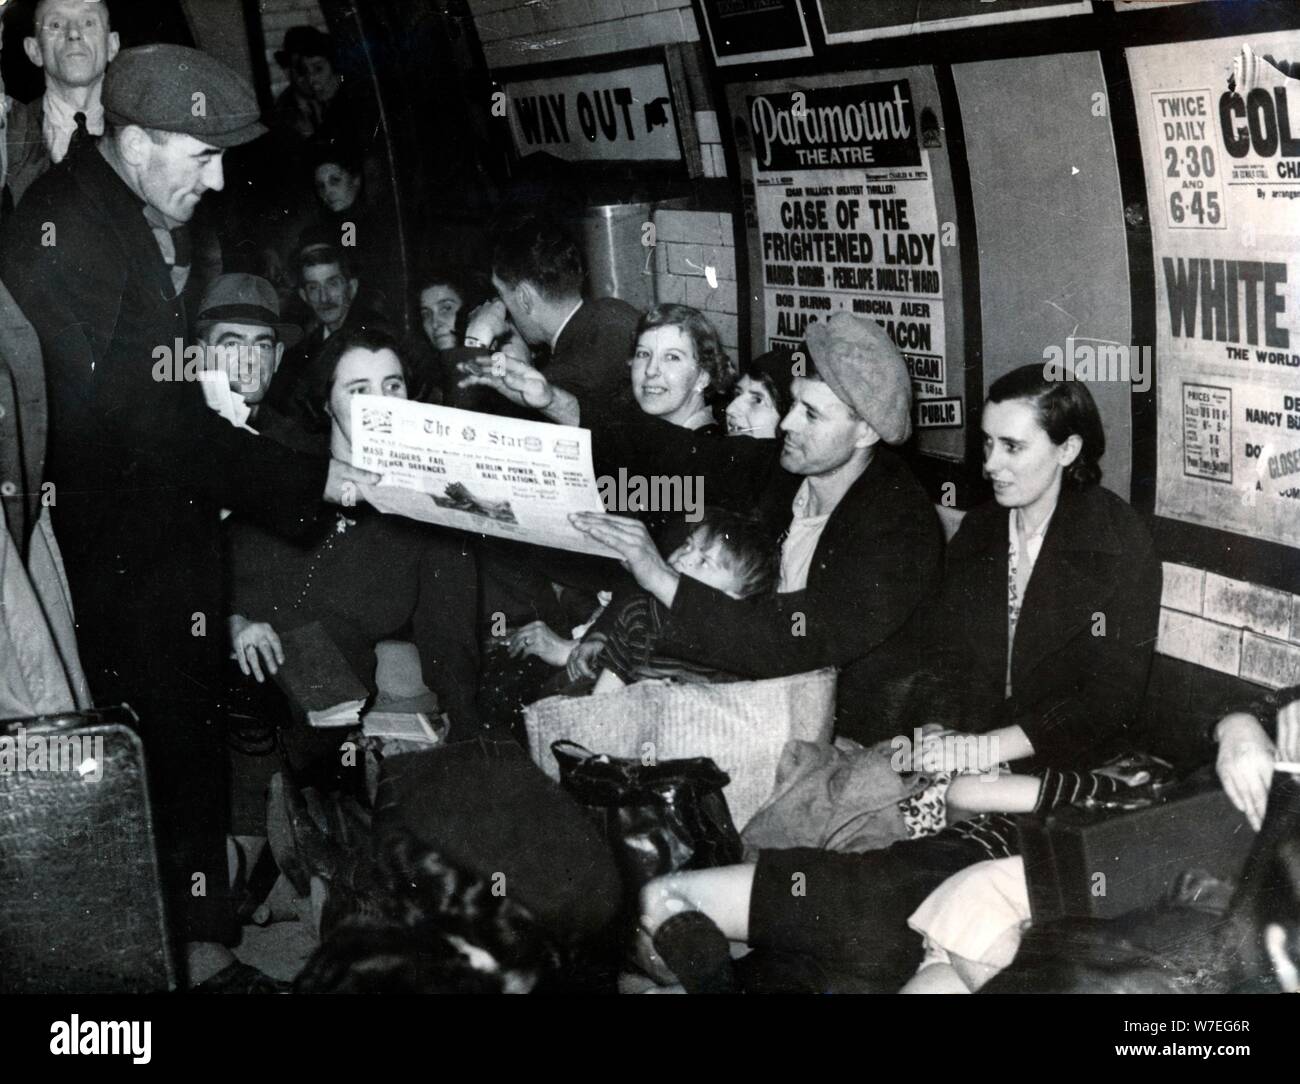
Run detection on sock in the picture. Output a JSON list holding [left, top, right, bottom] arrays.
[[651, 910, 737, 994], [1033, 768, 1125, 814]]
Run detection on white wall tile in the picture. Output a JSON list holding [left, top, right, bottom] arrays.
[[1240, 632, 1300, 690], [1203, 573, 1292, 640], [1161, 562, 1204, 615], [1157, 609, 1242, 677]]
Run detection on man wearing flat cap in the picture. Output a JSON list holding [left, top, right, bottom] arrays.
[[568, 311, 943, 746], [0, 44, 377, 991]]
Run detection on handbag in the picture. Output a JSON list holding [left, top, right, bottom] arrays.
[[550, 740, 744, 901], [525, 668, 837, 830]]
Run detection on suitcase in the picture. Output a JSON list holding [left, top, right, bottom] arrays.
[[0, 707, 176, 993], [1015, 766, 1255, 924]]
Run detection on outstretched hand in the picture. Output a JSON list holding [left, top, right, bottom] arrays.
[[457, 352, 554, 411], [569, 513, 680, 608]]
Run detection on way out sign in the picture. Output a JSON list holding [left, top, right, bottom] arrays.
[[503, 63, 682, 163]]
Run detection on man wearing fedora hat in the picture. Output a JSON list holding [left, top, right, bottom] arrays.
[[571, 311, 943, 747], [270, 25, 339, 145], [195, 272, 301, 427], [0, 44, 378, 990]]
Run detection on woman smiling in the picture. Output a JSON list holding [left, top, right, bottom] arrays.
[[459, 303, 735, 432], [629, 305, 733, 431]]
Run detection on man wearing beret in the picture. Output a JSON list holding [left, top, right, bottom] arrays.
[[0, 44, 378, 991], [567, 311, 944, 747]]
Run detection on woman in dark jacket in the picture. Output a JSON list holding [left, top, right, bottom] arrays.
[[635, 364, 1163, 994], [225, 326, 482, 739]]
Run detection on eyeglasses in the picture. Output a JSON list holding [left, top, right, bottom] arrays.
[[38, 16, 107, 39]]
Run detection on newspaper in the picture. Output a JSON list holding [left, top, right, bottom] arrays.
[[350, 395, 617, 558]]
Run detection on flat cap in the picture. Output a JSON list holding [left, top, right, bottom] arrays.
[[805, 312, 913, 444], [104, 44, 266, 148]]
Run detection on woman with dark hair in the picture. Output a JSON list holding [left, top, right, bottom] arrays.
[[634, 362, 1163, 994], [224, 326, 483, 740], [414, 267, 483, 353], [406, 266, 509, 407], [725, 351, 796, 438], [271, 141, 402, 320]]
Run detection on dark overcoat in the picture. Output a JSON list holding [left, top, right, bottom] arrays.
[[0, 145, 328, 942], [904, 483, 1163, 767]]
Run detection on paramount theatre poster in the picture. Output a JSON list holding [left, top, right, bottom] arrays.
[[1130, 31, 1300, 548], [726, 69, 967, 461]]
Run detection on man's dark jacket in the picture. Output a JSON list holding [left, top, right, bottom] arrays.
[[441, 295, 641, 425], [0, 147, 328, 708], [651, 443, 945, 746], [543, 296, 641, 426], [1, 147, 330, 942], [900, 483, 1163, 767]]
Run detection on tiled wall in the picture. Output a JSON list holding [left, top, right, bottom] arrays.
[[1157, 563, 1300, 690], [694, 108, 727, 179], [469, 0, 700, 70], [257, 0, 330, 100], [652, 208, 740, 359]]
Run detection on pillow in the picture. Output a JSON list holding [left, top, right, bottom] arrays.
[[524, 669, 837, 831]]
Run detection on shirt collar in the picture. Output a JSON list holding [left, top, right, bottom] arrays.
[[550, 300, 583, 351], [790, 478, 831, 522], [43, 86, 104, 150], [791, 449, 873, 520], [1009, 505, 1054, 558]]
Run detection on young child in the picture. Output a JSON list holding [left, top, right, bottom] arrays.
[[585, 508, 777, 695]]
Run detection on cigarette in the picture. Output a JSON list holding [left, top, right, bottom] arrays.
[[1274, 761, 1300, 774]]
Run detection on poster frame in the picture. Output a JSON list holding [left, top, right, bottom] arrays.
[[812, 0, 1093, 46], [693, 0, 815, 67], [491, 47, 691, 174]]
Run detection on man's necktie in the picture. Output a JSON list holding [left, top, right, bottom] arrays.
[[68, 111, 91, 157]]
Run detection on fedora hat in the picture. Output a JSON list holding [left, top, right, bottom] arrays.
[[196, 274, 302, 349], [276, 26, 335, 68]]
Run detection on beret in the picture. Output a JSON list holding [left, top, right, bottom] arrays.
[[805, 312, 913, 445], [104, 44, 266, 148]]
